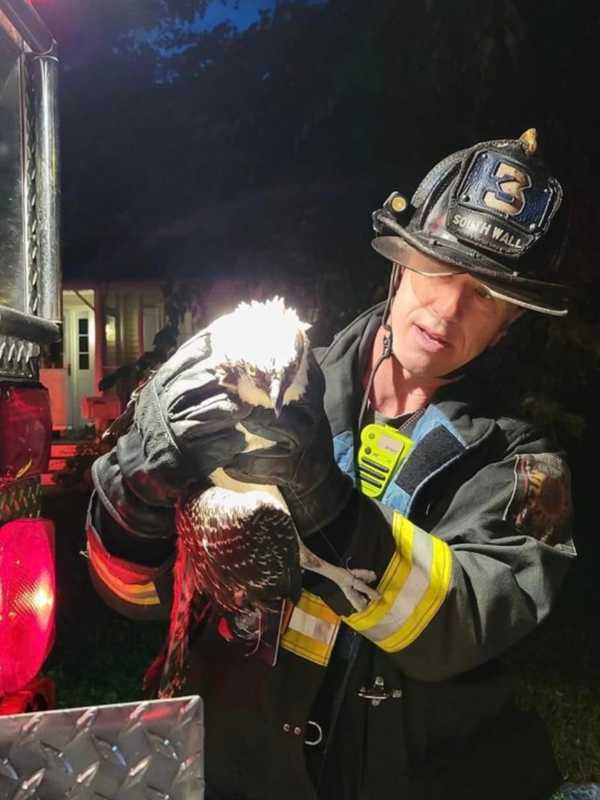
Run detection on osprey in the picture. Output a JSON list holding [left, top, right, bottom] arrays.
[[154, 297, 379, 698]]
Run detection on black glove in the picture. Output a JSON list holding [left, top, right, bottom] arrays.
[[114, 328, 259, 506], [226, 408, 353, 538], [220, 347, 353, 537], [92, 327, 262, 538], [92, 449, 176, 538], [93, 330, 332, 536]]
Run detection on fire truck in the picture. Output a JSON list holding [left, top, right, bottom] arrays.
[[0, 0, 60, 714]]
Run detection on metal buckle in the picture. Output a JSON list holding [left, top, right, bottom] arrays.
[[357, 675, 402, 707]]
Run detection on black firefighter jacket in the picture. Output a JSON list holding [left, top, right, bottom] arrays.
[[87, 304, 575, 800]]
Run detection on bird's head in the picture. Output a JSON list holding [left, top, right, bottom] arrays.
[[212, 296, 311, 415]]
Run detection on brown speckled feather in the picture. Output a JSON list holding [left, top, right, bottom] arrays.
[[156, 486, 302, 697]]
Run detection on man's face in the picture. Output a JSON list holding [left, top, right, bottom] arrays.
[[389, 248, 522, 379]]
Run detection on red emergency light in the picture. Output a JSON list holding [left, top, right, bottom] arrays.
[[0, 385, 52, 488], [0, 518, 56, 697]]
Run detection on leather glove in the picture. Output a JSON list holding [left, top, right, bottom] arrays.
[[93, 329, 332, 529], [92, 449, 176, 538], [92, 327, 262, 536], [226, 408, 354, 538], [115, 328, 259, 506]]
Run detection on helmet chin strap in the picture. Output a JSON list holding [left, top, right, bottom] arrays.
[[358, 263, 521, 430], [358, 263, 399, 431]]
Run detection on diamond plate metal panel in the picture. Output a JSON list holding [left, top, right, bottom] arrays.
[[0, 477, 41, 523], [0, 336, 39, 379], [0, 696, 204, 799]]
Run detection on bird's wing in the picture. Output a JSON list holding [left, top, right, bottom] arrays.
[[176, 486, 301, 614], [157, 521, 208, 699]]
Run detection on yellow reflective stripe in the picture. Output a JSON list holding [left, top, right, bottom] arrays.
[[345, 513, 413, 632], [280, 630, 332, 666], [344, 513, 453, 652], [281, 591, 340, 666], [89, 547, 161, 606], [294, 590, 340, 625]]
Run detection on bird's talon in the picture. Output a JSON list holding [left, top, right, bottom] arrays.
[[346, 590, 368, 612], [348, 568, 378, 584], [351, 579, 380, 602]]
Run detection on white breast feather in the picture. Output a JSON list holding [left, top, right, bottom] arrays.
[[209, 467, 286, 510]]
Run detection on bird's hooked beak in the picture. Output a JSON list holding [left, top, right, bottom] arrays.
[[270, 378, 284, 417]]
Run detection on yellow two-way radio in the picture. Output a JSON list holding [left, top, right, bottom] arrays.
[[357, 423, 413, 499]]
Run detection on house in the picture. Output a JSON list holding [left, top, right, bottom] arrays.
[[41, 280, 167, 431]]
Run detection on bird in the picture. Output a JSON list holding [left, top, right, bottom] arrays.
[[148, 297, 379, 698], [154, 484, 303, 697]]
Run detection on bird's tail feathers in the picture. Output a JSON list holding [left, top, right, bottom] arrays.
[[155, 531, 201, 699], [142, 649, 166, 698]]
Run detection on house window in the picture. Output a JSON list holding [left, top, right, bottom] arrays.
[[78, 317, 90, 370]]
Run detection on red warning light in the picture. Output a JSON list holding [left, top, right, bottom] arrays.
[[0, 519, 56, 696]]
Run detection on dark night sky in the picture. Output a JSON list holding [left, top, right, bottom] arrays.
[[33, 1, 599, 296]]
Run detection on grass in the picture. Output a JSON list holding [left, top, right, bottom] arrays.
[[522, 675, 600, 783], [41, 488, 600, 783], [42, 486, 168, 708], [46, 618, 165, 708], [508, 577, 600, 784]]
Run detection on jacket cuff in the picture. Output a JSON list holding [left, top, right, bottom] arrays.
[[86, 494, 173, 621], [343, 513, 453, 652]]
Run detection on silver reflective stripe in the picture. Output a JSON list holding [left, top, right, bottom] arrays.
[[365, 531, 432, 643], [281, 591, 341, 666], [287, 606, 337, 644]]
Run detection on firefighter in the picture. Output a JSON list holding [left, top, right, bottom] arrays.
[[87, 129, 575, 800]]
